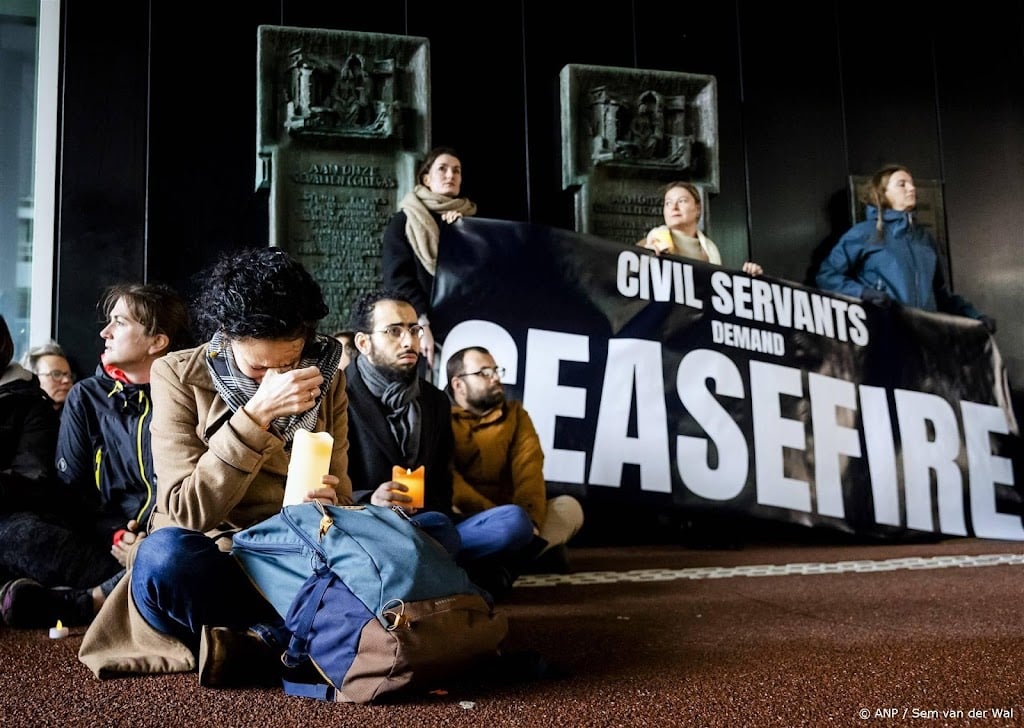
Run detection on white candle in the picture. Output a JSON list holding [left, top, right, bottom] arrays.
[[49, 620, 69, 639], [284, 430, 334, 507]]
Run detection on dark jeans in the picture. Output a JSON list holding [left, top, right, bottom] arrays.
[[454, 504, 535, 562], [412, 504, 535, 563], [0, 510, 122, 589], [130, 527, 281, 652]]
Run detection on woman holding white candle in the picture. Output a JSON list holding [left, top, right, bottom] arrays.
[[79, 247, 352, 687]]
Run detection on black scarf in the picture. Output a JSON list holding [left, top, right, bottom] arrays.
[[205, 332, 341, 444], [356, 354, 422, 465]]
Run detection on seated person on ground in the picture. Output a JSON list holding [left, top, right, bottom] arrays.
[[0, 284, 190, 628], [344, 288, 535, 599], [446, 346, 584, 574], [332, 329, 357, 370], [1, 313, 120, 626], [78, 247, 351, 687], [20, 339, 75, 414]]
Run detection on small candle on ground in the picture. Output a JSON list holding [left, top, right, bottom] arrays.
[[49, 620, 68, 639]]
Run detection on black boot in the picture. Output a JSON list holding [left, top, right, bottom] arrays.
[[466, 561, 515, 603], [0, 578, 94, 628], [198, 625, 285, 688], [527, 543, 573, 575]]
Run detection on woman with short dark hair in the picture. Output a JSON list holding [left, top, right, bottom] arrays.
[[79, 247, 353, 687]]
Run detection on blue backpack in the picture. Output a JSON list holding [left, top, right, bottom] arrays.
[[232, 502, 509, 703]]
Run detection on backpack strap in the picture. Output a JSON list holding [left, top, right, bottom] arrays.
[[282, 676, 342, 702], [282, 564, 332, 669]]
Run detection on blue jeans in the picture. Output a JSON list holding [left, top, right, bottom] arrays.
[[130, 528, 280, 652], [413, 504, 534, 563]]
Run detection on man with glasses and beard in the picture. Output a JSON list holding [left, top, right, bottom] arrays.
[[447, 347, 584, 575], [344, 289, 534, 599]]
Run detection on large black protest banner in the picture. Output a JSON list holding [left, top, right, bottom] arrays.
[[430, 218, 1023, 541]]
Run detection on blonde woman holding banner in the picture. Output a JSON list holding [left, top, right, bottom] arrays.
[[640, 180, 763, 276]]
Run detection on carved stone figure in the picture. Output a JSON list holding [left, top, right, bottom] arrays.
[[284, 49, 401, 139], [257, 26, 429, 335], [560, 64, 718, 243], [588, 86, 693, 169]]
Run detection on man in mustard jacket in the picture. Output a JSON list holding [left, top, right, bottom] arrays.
[[447, 346, 584, 573]]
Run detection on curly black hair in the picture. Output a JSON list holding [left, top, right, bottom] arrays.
[[348, 287, 415, 334], [192, 247, 329, 342]]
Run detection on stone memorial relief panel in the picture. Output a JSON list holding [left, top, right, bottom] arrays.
[[560, 64, 718, 246], [258, 26, 430, 332]]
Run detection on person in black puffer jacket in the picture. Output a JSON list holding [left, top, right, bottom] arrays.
[[0, 314, 122, 624]]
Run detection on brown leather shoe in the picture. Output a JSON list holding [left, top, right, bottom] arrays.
[[198, 625, 283, 688]]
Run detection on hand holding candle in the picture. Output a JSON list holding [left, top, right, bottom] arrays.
[[392, 465, 425, 509], [284, 430, 334, 507], [653, 227, 675, 254]]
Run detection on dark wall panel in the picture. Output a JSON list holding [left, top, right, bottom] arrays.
[[739, 4, 849, 285], [146, 1, 279, 315], [634, 3, 748, 267], [523, 0, 638, 229], [934, 3, 1024, 380], [408, 1, 530, 225], [836, 4, 942, 178], [56, 0, 150, 370], [279, 2, 408, 36], [50, 0, 1024, 387]]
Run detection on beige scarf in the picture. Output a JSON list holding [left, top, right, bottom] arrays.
[[400, 184, 477, 275]]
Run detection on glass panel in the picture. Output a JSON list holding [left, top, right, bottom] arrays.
[[0, 1, 39, 358], [0, 0, 57, 363]]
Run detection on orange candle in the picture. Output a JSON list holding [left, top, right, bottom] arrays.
[[284, 430, 334, 507], [392, 465, 425, 509]]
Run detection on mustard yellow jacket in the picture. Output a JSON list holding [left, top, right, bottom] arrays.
[[451, 400, 547, 528]]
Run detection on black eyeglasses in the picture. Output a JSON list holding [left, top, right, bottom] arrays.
[[457, 366, 505, 380], [38, 370, 75, 382], [372, 324, 425, 340]]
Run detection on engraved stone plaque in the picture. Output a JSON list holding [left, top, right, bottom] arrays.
[[560, 64, 718, 245], [258, 26, 430, 332]]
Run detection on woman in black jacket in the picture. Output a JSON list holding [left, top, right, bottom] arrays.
[[381, 146, 477, 372]]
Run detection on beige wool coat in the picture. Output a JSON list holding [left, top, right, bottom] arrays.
[[79, 344, 352, 677]]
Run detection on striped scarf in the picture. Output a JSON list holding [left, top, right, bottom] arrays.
[[205, 332, 341, 444]]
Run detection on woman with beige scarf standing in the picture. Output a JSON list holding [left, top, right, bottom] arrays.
[[381, 146, 477, 373]]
